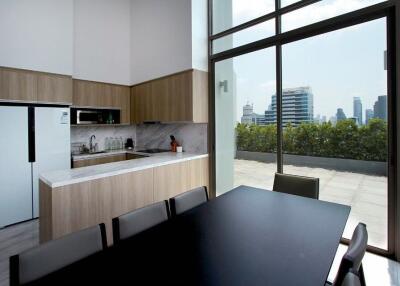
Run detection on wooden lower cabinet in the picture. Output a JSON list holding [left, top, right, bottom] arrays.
[[72, 154, 127, 168], [39, 157, 209, 245]]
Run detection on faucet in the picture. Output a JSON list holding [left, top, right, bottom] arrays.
[[89, 135, 96, 152]]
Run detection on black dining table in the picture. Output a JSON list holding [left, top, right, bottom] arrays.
[[27, 186, 350, 286]]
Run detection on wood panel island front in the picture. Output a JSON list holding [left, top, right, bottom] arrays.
[[39, 152, 209, 245]]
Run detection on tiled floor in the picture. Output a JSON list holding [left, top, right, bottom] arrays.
[[0, 218, 399, 285], [233, 159, 388, 250]]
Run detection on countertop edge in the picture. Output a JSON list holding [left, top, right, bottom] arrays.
[[40, 154, 209, 188]]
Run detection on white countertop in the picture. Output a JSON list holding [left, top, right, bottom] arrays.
[[72, 149, 143, 161], [40, 152, 209, 188]]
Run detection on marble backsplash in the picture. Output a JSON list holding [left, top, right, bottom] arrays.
[[136, 123, 208, 154], [71, 125, 136, 151], [71, 123, 208, 154]]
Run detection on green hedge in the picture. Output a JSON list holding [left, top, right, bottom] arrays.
[[236, 119, 387, 162]]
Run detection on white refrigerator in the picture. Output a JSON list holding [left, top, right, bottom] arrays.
[[0, 106, 70, 227]]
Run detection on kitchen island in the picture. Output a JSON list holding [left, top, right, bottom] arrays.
[[39, 152, 209, 244]]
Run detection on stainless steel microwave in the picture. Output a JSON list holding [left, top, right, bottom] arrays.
[[76, 110, 101, 124]]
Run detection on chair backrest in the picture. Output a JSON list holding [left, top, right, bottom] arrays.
[[341, 272, 361, 286], [169, 186, 208, 216], [112, 200, 170, 243], [333, 223, 368, 286], [10, 223, 107, 286], [273, 173, 319, 199]]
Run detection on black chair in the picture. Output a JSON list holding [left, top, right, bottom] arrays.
[[10, 223, 107, 286], [331, 223, 368, 286], [169, 186, 208, 216], [112, 201, 170, 243], [273, 173, 319, 199], [341, 272, 362, 286]]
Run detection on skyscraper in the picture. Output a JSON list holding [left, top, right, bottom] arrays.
[[241, 103, 267, 125], [353, 97, 362, 125], [336, 108, 347, 122], [373, 95, 387, 120], [266, 87, 314, 126], [365, 109, 374, 124]]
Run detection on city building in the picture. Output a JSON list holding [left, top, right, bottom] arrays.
[[353, 97, 363, 125], [266, 87, 314, 126], [373, 95, 387, 120], [241, 103, 267, 125], [365, 109, 374, 124], [336, 108, 347, 122]]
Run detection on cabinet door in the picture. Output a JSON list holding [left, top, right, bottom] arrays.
[[73, 154, 126, 168], [131, 83, 152, 124], [73, 80, 99, 107], [167, 71, 193, 122], [0, 68, 37, 102], [112, 85, 130, 124], [37, 74, 72, 104]]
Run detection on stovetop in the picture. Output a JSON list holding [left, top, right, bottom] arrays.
[[136, 148, 170, 154]]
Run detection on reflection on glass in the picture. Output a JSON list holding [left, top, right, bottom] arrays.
[[281, 18, 388, 250], [212, 0, 275, 34], [215, 48, 276, 196], [213, 20, 275, 54], [282, 0, 386, 32]]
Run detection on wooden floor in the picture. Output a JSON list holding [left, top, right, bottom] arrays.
[[0, 220, 38, 286], [0, 219, 399, 286]]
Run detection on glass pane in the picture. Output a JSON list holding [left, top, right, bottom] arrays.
[[281, 0, 299, 7], [213, 20, 275, 54], [215, 48, 276, 196], [282, 18, 388, 249], [212, 0, 275, 35], [282, 0, 386, 32]]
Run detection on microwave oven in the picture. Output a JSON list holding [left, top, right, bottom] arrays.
[[71, 108, 120, 125]]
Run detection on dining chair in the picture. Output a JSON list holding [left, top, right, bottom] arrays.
[[9, 223, 107, 286], [112, 200, 170, 243], [330, 223, 368, 286], [273, 173, 319, 199], [341, 272, 361, 286], [169, 186, 208, 216]]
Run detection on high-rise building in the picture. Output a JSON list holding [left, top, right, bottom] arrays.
[[241, 103, 267, 125], [373, 95, 387, 120], [336, 108, 347, 122], [353, 97, 363, 125], [266, 87, 314, 126], [365, 109, 374, 125]]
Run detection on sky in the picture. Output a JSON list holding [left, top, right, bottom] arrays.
[[214, 0, 388, 123]]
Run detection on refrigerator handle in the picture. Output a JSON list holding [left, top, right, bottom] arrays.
[[28, 107, 35, 163]]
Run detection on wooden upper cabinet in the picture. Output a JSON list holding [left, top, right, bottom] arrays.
[[0, 67, 72, 104], [0, 67, 37, 102], [130, 69, 208, 124], [73, 79, 131, 124], [37, 73, 72, 104]]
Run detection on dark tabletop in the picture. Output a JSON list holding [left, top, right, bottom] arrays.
[[28, 186, 350, 286]]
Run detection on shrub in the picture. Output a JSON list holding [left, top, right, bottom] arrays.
[[236, 118, 387, 162]]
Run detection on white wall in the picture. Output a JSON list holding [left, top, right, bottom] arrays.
[[0, 0, 73, 75], [74, 0, 131, 85], [130, 0, 192, 84]]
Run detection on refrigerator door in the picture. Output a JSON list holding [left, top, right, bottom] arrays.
[[32, 107, 71, 218], [0, 106, 33, 227]]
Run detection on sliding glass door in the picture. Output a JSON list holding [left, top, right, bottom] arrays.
[[210, 0, 396, 255], [281, 18, 388, 250]]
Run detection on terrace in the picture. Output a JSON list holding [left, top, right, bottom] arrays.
[[232, 159, 387, 250]]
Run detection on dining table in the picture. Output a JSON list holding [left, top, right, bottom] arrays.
[[26, 185, 350, 286]]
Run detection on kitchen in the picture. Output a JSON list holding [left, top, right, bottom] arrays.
[[0, 1, 208, 284]]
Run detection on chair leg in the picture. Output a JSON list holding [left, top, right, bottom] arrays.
[[359, 264, 367, 286]]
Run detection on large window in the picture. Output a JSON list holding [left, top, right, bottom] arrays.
[[210, 0, 395, 255]]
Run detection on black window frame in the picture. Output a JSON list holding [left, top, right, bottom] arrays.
[[208, 0, 399, 260]]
